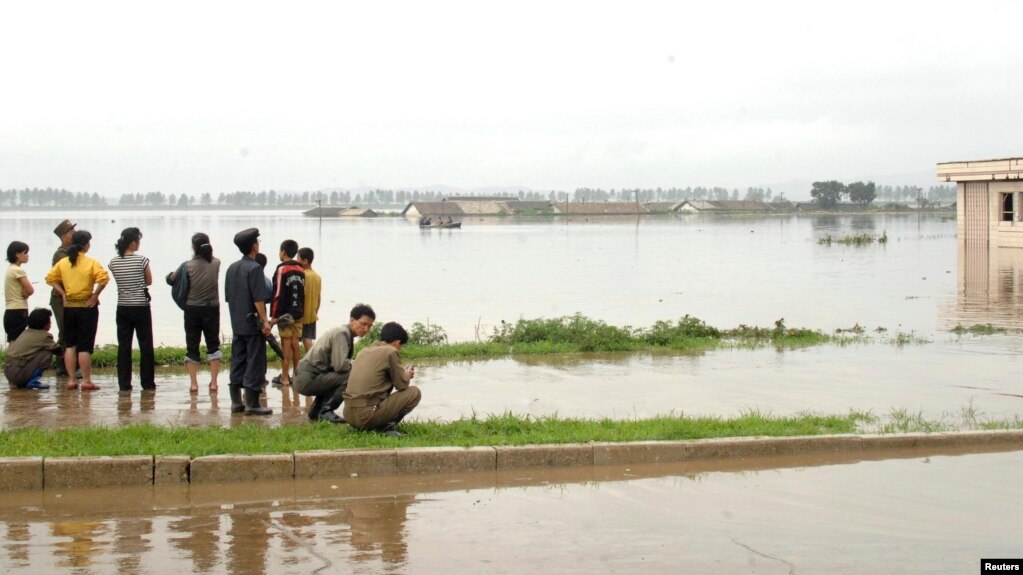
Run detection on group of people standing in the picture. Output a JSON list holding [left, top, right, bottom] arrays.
[[3, 220, 421, 435]]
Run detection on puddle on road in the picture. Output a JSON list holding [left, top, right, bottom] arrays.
[[0, 446, 1020, 574], [3, 341, 1023, 429]]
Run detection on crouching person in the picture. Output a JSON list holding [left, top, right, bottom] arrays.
[[294, 304, 376, 424], [343, 322, 421, 436], [4, 308, 59, 389]]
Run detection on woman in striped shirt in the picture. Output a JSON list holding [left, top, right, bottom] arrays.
[[109, 227, 155, 391], [44, 230, 109, 390]]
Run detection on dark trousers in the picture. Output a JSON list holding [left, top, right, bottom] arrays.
[[294, 369, 347, 402], [116, 305, 155, 390], [4, 349, 54, 387], [230, 333, 266, 392], [184, 305, 221, 362], [49, 292, 65, 349], [3, 309, 28, 343]]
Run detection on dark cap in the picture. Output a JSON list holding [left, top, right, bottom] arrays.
[[233, 228, 260, 253], [53, 220, 76, 238]]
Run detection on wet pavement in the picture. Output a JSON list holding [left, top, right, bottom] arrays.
[[3, 340, 1023, 429], [0, 446, 1019, 574]]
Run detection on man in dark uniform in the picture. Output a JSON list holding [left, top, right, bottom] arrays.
[[50, 219, 75, 376], [224, 228, 273, 416]]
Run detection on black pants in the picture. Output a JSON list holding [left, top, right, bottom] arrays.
[[116, 305, 155, 390], [184, 305, 221, 362], [49, 292, 65, 350], [3, 309, 28, 343], [230, 333, 267, 392]]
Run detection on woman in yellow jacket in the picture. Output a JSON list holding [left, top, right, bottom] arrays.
[[45, 230, 109, 390]]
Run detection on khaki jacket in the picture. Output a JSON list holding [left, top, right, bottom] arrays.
[[343, 341, 410, 408]]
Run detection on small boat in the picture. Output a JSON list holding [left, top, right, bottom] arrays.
[[419, 221, 462, 229]]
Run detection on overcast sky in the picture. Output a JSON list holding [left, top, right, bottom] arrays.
[[2, 0, 1022, 198]]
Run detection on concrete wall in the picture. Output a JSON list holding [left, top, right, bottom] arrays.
[[991, 181, 1023, 248]]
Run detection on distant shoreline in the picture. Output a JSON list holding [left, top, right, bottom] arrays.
[[0, 205, 956, 217]]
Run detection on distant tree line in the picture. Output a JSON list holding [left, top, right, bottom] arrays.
[[810, 181, 955, 209], [876, 185, 954, 204], [2, 183, 959, 208], [0, 188, 107, 207], [571, 187, 778, 203]]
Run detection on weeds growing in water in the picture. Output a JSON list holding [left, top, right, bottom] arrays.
[[887, 331, 931, 346], [817, 230, 888, 246], [950, 323, 1007, 336], [0, 313, 912, 366]]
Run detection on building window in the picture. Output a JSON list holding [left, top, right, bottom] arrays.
[[1002, 193, 1014, 221]]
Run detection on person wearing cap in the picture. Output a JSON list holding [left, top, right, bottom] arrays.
[[50, 219, 76, 375], [224, 227, 273, 415], [44, 229, 109, 391]]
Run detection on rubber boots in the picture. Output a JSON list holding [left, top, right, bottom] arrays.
[[244, 388, 272, 416], [320, 393, 346, 424], [306, 395, 325, 421], [229, 385, 245, 413], [380, 420, 403, 437]]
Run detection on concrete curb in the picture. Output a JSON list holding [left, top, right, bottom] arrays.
[[1, 430, 1020, 491], [44, 456, 153, 489]]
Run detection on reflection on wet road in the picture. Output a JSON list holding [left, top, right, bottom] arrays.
[[3, 339, 1023, 429], [0, 447, 1019, 574]]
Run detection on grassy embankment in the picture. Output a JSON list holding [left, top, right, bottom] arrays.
[[0, 313, 924, 368], [2, 408, 1020, 458]]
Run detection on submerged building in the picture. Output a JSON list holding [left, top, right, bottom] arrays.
[[938, 157, 1023, 248]]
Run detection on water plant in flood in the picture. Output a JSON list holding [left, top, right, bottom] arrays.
[[817, 230, 888, 245], [0, 314, 897, 367], [950, 323, 1007, 335]]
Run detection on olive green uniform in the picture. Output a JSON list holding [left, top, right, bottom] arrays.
[[342, 341, 421, 430], [49, 244, 70, 350]]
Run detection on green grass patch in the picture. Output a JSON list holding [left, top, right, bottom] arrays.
[[950, 323, 1007, 336], [1, 313, 904, 367], [0, 411, 874, 457], [3, 408, 1018, 457], [817, 231, 888, 245]]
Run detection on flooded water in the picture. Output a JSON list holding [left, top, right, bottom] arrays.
[[0, 210, 962, 344], [0, 447, 1019, 574], [3, 210, 1023, 425]]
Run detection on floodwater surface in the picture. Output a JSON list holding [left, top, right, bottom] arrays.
[[0, 210, 963, 344], [0, 447, 1019, 574], [3, 211, 1023, 425]]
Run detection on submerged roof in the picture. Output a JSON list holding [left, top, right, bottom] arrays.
[[937, 157, 1023, 182]]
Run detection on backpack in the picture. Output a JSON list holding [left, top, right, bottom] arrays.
[[169, 261, 189, 310]]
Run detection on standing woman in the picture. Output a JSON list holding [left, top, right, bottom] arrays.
[[45, 230, 109, 390], [108, 228, 155, 391], [166, 233, 222, 393], [4, 241, 34, 342]]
